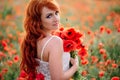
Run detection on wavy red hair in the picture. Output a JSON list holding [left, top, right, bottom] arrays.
[[20, 0, 59, 79]]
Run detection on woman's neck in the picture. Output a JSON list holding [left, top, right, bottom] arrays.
[[45, 32, 52, 37], [42, 28, 52, 37]]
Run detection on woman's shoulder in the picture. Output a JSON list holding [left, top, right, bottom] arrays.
[[52, 35, 63, 42], [48, 35, 63, 47]]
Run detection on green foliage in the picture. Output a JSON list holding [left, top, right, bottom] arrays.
[[4, 64, 20, 80], [0, 1, 21, 80], [112, 6, 120, 14], [84, 32, 120, 79], [0, 0, 120, 80], [1, 5, 12, 19]]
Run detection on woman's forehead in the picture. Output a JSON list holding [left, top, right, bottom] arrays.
[[41, 7, 56, 15]]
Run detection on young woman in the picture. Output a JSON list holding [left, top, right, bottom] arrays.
[[20, 0, 78, 80]]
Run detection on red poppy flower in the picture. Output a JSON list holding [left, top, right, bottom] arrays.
[[100, 26, 105, 33], [102, 53, 107, 59], [74, 38, 82, 44], [87, 30, 92, 35], [99, 71, 104, 78], [13, 55, 19, 63], [60, 31, 69, 40], [106, 28, 112, 34], [98, 42, 104, 49], [1, 68, 8, 74], [28, 72, 35, 80], [65, 28, 76, 39], [17, 77, 26, 80], [63, 40, 76, 52], [74, 39, 82, 49], [4, 46, 9, 51], [0, 52, 6, 58], [105, 60, 111, 66], [81, 70, 88, 76], [7, 60, 13, 66], [118, 28, 120, 32], [91, 56, 98, 64], [0, 73, 2, 79], [36, 73, 44, 80], [113, 19, 120, 28], [112, 63, 118, 68], [1, 40, 7, 47], [78, 47, 88, 58], [73, 32, 83, 40], [111, 76, 120, 80], [59, 27, 64, 31], [99, 48, 106, 54], [110, 12, 115, 17], [76, 44, 82, 49], [91, 78, 96, 80], [19, 70, 28, 78], [81, 59, 88, 65]]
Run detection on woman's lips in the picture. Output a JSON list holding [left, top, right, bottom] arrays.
[[53, 23, 59, 26]]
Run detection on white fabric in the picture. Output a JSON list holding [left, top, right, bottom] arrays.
[[40, 36, 54, 61], [36, 36, 70, 80], [62, 52, 70, 71]]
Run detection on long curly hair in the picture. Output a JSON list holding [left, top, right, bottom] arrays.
[[20, 0, 59, 79]]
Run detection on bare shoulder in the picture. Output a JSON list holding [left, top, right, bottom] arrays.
[[51, 36, 63, 44], [48, 36, 63, 50]]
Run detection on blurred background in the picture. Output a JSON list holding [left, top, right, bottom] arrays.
[[0, 0, 120, 80]]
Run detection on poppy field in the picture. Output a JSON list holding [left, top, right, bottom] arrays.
[[0, 0, 120, 80]]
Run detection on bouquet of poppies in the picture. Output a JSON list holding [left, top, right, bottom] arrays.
[[54, 27, 88, 80]]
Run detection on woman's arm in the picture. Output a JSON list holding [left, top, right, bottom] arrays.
[[63, 57, 78, 79], [48, 37, 78, 80]]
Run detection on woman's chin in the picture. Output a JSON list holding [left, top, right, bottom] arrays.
[[53, 25, 59, 30]]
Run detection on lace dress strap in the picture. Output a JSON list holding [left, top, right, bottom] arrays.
[[40, 36, 54, 61]]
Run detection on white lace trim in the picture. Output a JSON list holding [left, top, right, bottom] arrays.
[[36, 52, 70, 80]]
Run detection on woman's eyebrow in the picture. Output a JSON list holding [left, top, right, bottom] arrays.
[[46, 12, 53, 15], [46, 12, 54, 15], [46, 13, 52, 17]]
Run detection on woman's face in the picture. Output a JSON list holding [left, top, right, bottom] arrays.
[[41, 7, 60, 31]]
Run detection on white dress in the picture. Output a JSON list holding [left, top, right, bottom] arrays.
[[36, 36, 70, 80]]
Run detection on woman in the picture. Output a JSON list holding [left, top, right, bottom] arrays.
[[20, 0, 78, 80]]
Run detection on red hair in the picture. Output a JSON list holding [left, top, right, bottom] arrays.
[[20, 0, 59, 79]]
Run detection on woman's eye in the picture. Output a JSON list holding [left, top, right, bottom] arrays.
[[46, 14, 52, 18], [55, 11, 59, 15]]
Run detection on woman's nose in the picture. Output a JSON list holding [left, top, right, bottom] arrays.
[[53, 15, 60, 22]]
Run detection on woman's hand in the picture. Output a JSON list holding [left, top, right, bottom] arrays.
[[61, 56, 79, 79], [70, 56, 79, 71]]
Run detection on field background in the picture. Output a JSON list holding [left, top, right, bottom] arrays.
[[0, 0, 120, 80]]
